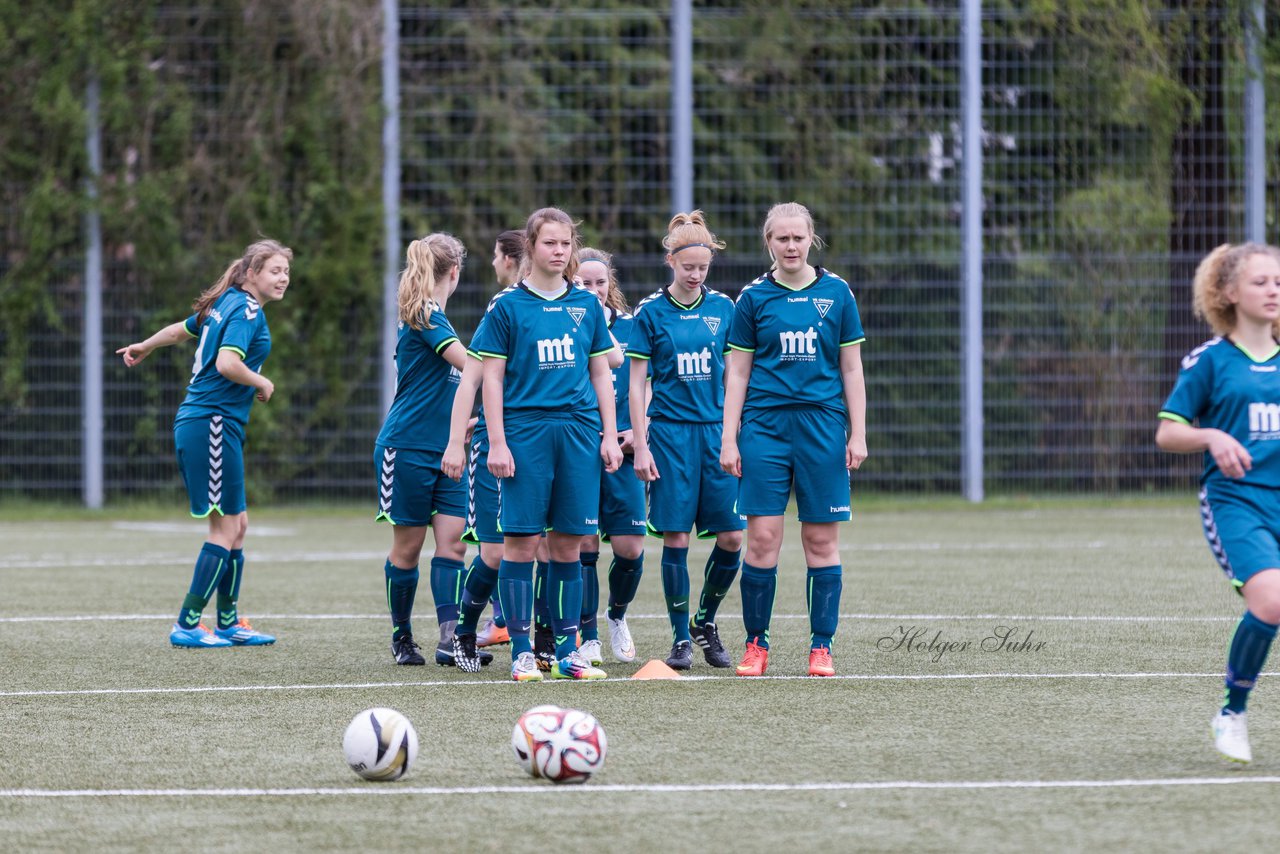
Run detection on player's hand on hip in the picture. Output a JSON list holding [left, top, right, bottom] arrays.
[[847, 436, 868, 471]]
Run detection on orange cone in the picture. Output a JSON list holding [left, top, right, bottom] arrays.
[[630, 659, 683, 680]]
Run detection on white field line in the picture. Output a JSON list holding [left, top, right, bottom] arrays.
[[2, 671, 1272, 699], [5, 776, 1280, 799], [0, 611, 1237, 624]]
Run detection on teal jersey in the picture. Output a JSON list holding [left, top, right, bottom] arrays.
[[726, 268, 865, 416], [376, 305, 462, 452], [1159, 336, 1280, 487], [629, 286, 735, 424], [468, 282, 614, 427], [175, 288, 270, 427], [608, 306, 635, 432]]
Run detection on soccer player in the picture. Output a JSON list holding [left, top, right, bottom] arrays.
[[1157, 242, 1280, 763], [576, 246, 646, 664], [454, 207, 622, 682], [443, 230, 524, 652], [720, 202, 867, 677], [629, 211, 744, 670], [117, 239, 292, 649], [374, 233, 491, 669]]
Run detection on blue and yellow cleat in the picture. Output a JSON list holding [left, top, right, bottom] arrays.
[[550, 649, 607, 680], [170, 622, 233, 648], [213, 619, 276, 646]]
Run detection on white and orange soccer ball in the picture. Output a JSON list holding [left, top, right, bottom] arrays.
[[342, 707, 419, 781], [510, 705, 607, 784]]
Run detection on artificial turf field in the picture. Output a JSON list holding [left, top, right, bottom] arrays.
[[3, 497, 1279, 851]]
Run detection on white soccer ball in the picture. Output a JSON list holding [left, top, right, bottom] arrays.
[[511, 705, 607, 784], [342, 707, 419, 781]]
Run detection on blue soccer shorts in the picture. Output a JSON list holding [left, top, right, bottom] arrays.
[[1200, 481, 1280, 589], [736, 407, 851, 522], [648, 419, 746, 537], [374, 445, 465, 527], [174, 414, 246, 518], [599, 455, 647, 538], [464, 435, 503, 545], [499, 417, 602, 537]]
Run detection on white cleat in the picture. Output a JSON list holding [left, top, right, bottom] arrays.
[[579, 638, 604, 666], [607, 616, 636, 663], [1212, 711, 1252, 763]]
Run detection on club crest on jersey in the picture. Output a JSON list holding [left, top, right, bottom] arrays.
[[703, 316, 721, 336], [567, 307, 587, 327], [813, 298, 834, 319]]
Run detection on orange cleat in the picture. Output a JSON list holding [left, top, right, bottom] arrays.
[[476, 619, 510, 647], [735, 641, 769, 677], [808, 647, 835, 677]]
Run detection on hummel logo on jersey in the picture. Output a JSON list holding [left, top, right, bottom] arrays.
[[813, 298, 834, 319], [1250, 364, 1277, 372], [566, 306, 587, 326], [536, 334, 576, 367], [779, 327, 818, 358], [1249, 402, 1280, 437], [676, 347, 713, 379], [703, 317, 721, 336], [208, 309, 223, 324]]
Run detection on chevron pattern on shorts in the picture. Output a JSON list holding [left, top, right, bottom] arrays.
[[466, 440, 480, 529], [1199, 486, 1235, 582], [379, 448, 396, 513], [208, 416, 224, 507]]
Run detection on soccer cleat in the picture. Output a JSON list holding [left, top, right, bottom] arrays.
[[607, 615, 636, 663], [213, 618, 276, 646], [534, 622, 557, 672], [170, 622, 232, 648], [690, 620, 730, 668], [511, 651, 544, 682], [808, 647, 835, 677], [550, 649, 607, 680], [735, 641, 769, 677], [391, 634, 426, 666], [579, 638, 604, 666], [664, 639, 694, 671], [452, 632, 482, 673], [435, 637, 493, 668], [1212, 710, 1252, 763], [476, 618, 510, 647]]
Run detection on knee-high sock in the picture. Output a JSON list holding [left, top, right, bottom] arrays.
[[807, 564, 843, 650], [497, 559, 535, 657], [739, 562, 777, 649], [1225, 610, 1278, 713], [429, 556, 464, 624], [548, 560, 583, 659], [533, 560, 551, 629], [661, 546, 691, 642], [606, 552, 644, 620], [458, 556, 499, 636], [695, 544, 741, 626], [179, 542, 231, 629], [580, 551, 600, 640], [384, 560, 419, 642], [215, 547, 244, 629]]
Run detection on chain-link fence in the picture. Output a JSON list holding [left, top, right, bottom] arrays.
[[6, 1, 1266, 503]]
